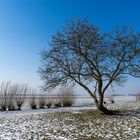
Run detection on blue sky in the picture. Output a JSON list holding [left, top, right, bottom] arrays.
[[0, 0, 140, 94]]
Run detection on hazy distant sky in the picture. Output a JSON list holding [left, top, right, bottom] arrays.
[[0, 0, 140, 94]]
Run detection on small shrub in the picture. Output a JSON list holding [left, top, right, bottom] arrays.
[[38, 98, 46, 109], [6, 84, 18, 111], [15, 95, 25, 110], [29, 89, 37, 109], [59, 87, 75, 107], [28, 88, 37, 109], [53, 97, 62, 108], [45, 94, 53, 108], [15, 84, 28, 110], [30, 97, 37, 109], [7, 96, 16, 111]]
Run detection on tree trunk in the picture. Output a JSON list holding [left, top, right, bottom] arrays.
[[96, 104, 114, 115], [96, 92, 114, 115]]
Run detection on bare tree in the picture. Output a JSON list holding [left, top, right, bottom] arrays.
[[15, 84, 28, 110], [59, 87, 75, 107], [0, 82, 11, 111], [0, 82, 16, 111], [46, 93, 52, 108], [29, 88, 37, 109], [6, 84, 17, 111], [38, 95, 46, 109], [39, 19, 140, 114]]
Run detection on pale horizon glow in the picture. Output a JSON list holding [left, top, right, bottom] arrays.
[[0, 0, 140, 95]]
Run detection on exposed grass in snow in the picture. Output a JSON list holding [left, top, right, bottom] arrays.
[[0, 107, 140, 140]]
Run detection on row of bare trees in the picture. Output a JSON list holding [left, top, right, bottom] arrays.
[[29, 87, 75, 109], [0, 82, 28, 111], [0, 82, 75, 111]]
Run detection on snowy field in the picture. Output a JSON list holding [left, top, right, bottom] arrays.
[[0, 96, 140, 140], [73, 95, 136, 107]]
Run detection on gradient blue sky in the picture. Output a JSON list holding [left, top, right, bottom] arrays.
[[0, 0, 140, 94]]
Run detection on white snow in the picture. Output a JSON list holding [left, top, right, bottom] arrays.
[[0, 96, 139, 140]]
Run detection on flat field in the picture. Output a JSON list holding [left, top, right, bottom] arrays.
[[0, 105, 140, 140]]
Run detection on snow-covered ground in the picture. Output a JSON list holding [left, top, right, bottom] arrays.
[[0, 96, 140, 140]]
